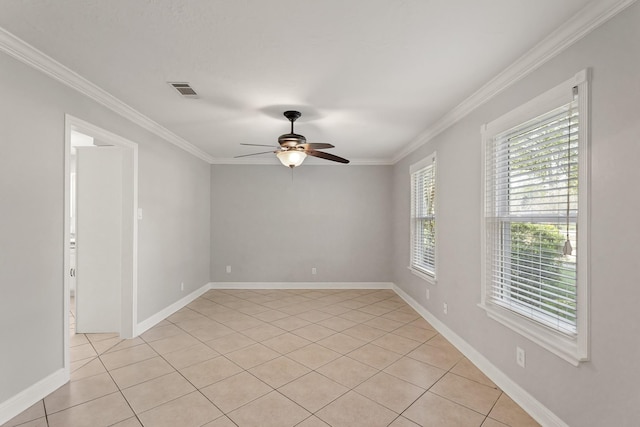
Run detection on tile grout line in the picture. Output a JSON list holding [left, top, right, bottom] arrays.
[[161, 308, 317, 425], [240, 288, 503, 425], [166, 289, 395, 423], [137, 303, 328, 426], [52, 289, 518, 427], [205, 289, 426, 424], [135, 328, 233, 424], [157, 315, 309, 424], [83, 342, 145, 427]]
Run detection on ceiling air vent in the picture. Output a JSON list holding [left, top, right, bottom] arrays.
[[168, 82, 199, 98]]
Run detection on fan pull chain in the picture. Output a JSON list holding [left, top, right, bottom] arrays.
[[563, 90, 576, 256]]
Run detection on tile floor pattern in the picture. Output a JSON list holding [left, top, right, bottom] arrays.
[[3, 289, 541, 427]]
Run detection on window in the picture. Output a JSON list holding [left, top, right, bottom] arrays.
[[481, 70, 589, 365], [410, 152, 436, 282]]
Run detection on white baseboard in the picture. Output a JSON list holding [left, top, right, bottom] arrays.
[[136, 281, 565, 426], [135, 282, 211, 335], [392, 284, 568, 427], [0, 368, 67, 425], [136, 282, 393, 335], [210, 282, 394, 290]]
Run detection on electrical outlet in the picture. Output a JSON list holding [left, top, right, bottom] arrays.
[[426, 289, 430, 300], [443, 302, 448, 314], [226, 265, 231, 274], [180, 282, 184, 291], [516, 346, 526, 368], [311, 267, 317, 275]]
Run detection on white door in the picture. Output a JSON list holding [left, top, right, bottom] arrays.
[[75, 146, 122, 333]]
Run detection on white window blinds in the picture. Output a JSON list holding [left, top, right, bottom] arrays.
[[411, 154, 436, 278], [485, 92, 579, 335]]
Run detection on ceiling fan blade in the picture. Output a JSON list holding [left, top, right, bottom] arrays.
[[234, 150, 276, 158], [299, 143, 335, 150], [306, 149, 350, 164], [240, 143, 278, 148]]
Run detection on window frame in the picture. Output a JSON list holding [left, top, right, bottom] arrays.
[[480, 70, 590, 366], [409, 152, 437, 284]]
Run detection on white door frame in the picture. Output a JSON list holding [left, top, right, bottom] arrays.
[[63, 115, 139, 372]]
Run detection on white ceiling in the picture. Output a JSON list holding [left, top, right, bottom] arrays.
[[0, 0, 597, 164]]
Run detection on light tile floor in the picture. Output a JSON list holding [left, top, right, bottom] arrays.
[[2, 289, 540, 427]]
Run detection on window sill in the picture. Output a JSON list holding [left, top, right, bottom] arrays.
[[408, 266, 436, 285], [478, 302, 588, 366]]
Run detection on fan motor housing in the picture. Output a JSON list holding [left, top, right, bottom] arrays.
[[278, 133, 306, 147]]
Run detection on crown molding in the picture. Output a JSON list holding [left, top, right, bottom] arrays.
[[2, 0, 634, 167], [391, 0, 637, 164], [0, 26, 388, 167], [0, 27, 214, 164]]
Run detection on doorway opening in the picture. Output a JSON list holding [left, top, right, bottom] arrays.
[[63, 115, 138, 374]]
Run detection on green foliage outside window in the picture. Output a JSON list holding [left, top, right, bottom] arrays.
[[506, 222, 576, 323]]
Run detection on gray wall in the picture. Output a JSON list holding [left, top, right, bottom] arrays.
[[392, 4, 640, 426], [137, 141, 211, 321], [2, 4, 639, 426], [0, 49, 210, 402], [210, 164, 392, 283]]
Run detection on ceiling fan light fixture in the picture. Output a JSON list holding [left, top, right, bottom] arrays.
[[277, 150, 307, 168], [235, 110, 349, 166]]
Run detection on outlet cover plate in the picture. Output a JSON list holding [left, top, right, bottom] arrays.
[[516, 346, 526, 368]]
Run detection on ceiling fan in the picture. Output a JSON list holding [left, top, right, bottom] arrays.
[[235, 110, 350, 168]]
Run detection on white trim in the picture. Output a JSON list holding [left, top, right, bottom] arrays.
[[575, 68, 591, 362], [0, 27, 213, 164], [482, 76, 575, 137], [392, 284, 570, 427], [407, 266, 436, 285], [135, 282, 212, 336], [478, 302, 582, 366], [0, 25, 387, 168], [210, 282, 394, 290], [409, 152, 437, 280], [136, 280, 568, 426], [391, 0, 636, 164], [134, 278, 573, 427], [5, 277, 565, 427], [63, 116, 72, 380], [1, 1, 632, 167], [479, 70, 590, 365], [409, 152, 436, 174], [0, 368, 67, 425], [65, 115, 140, 340], [135, 281, 394, 335]]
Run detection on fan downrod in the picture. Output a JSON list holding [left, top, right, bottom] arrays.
[[236, 109, 349, 165]]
